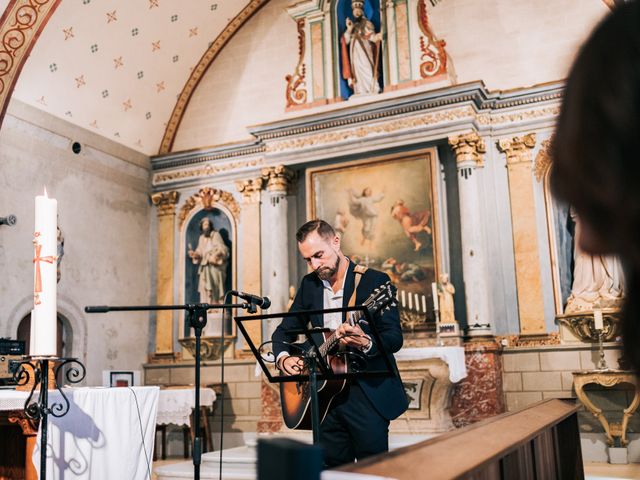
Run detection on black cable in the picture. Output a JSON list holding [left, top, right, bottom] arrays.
[[129, 387, 152, 480], [219, 290, 232, 479]]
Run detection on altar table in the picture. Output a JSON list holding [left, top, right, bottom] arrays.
[[34, 386, 159, 480]]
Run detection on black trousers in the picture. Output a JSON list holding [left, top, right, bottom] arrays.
[[320, 382, 390, 468]]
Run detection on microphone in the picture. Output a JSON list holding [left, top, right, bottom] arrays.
[[230, 291, 271, 310], [85, 306, 110, 313]]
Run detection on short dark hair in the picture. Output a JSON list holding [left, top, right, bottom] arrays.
[[296, 219, 336, 243]]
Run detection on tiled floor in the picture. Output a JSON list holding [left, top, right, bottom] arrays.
[[585, 462, 640, 479], [153, 458, 640, 479]]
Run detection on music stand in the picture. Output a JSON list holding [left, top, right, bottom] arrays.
[[235, 305, 397, 445]]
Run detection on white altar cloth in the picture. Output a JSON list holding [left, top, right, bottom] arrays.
[[0, 389, 28, 410], [156, 387, 216, 426], [394, 346, 467, 383], [34, 386, 159, 480]]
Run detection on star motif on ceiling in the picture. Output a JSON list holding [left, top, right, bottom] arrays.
[[122, 99, 133, 111], [189, 27, 199, 38], [135, 139, 143, 147], [149, 0, 159, 9], [36, 96, 47, 106], [151, 40, 161, 52], [156, 81, 165, 93], [90, 120, 98, 128], [63, 27, 74, 40], [113, 56, 124, 68], [106, 10, 117, 23], [75, 75, 86, 88]]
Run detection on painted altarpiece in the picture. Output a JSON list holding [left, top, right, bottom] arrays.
[[307, 151, 441, 332]]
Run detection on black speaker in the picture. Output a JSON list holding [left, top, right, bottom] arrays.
[[257, 437, 323, 480]]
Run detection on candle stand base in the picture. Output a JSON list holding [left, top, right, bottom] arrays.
[[13, 357, 86, 480]]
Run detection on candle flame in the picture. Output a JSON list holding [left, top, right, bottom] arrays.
[[43, 187, 48, 198]]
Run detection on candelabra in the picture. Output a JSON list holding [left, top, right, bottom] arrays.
[[13, 356, 86, 479]]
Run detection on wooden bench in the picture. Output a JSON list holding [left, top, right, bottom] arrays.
[[339, 398, 583, 479]]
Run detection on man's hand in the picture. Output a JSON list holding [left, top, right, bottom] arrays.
[[336, 323, 371, 350], [277, 355, 305, 376]]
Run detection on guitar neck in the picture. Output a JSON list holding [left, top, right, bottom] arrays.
[[318, 310, 364, 357]]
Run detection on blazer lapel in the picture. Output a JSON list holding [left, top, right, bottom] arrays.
[[310, 275, 324, 327], [341, 261, 356, 322]]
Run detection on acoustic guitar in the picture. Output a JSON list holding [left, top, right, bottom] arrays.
[[279, 281, 397, 430]]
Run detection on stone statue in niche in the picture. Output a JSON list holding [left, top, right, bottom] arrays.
[[188, 216, 230, 305], [438, 273, 456, 324], [564, 207, 625, 313], [341, 0, 382, 96]]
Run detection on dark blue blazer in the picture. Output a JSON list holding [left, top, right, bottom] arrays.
[[272, 261, 408, 421]]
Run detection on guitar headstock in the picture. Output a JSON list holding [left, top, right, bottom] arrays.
[[363, 281, 397, 316]]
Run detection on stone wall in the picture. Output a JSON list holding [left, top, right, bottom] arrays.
[[501, 343, 640, 461], [0, 99, 151, 386]]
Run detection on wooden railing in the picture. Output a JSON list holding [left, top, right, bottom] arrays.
[[338, 398, 583, 480]]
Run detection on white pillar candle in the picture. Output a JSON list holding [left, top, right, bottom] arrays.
[[422, 295, 427, 313], [594, 308, 604, 330], [414, 294, 420, 313], [408, 292, 412, 310], [432, 282, 439, 311], [32, 189, 57, 357], [401, 290, 406, 308]]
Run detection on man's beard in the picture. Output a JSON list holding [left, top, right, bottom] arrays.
[[316, 256, 339, 281]]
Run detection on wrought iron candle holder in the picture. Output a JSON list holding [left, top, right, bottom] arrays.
[[13, 356, 86, 479]]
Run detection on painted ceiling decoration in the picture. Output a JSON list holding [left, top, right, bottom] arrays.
[[12, 0, 259, 155], [0, 0, 62, 128], [158, 0, 269, 155]]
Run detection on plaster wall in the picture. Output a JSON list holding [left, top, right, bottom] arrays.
[[0, 99, 152, 386], [173, 0, 606, 152]]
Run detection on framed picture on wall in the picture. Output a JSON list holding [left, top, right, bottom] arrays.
[[307, 151, 441, 332], [102, 370, 140, 387]]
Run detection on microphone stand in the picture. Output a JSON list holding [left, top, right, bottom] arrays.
[[85, 301, 251, 480]]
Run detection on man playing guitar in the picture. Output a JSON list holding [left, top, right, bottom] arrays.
[[272, 219, 408, 467]]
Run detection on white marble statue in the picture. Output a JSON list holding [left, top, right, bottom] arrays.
[[438, 273, 456, 324], [564, 208, 625, 313]]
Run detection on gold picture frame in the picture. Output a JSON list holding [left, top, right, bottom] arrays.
[[307, 150, 440, 331]]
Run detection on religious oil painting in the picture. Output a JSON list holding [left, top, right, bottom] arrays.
[[184, 208, 233, 337], [308, 153, 440, 332]]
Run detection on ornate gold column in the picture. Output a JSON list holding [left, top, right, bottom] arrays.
[[262, 165, 295, 338], [497, 134, 546, 334], [448, 133, 491, 334], [151, 191, 180, 356], [235, 178, 266, 351]]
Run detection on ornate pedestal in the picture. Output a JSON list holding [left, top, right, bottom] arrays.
[[392, 347, 467, 433], [572, 370, 640, 447]]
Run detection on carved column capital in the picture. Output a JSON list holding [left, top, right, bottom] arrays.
[[497, 133, 537, 166], [151, 191, 180, 216], [261, 165, 295, 194], [448, 132, 486, 168], [236, 177, 265, 204], [534, 136, 553, 182]]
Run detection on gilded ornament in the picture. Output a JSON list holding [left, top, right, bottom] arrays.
[[496, 133, 536, 166], [261, 165, 295, 193], [285, 19, 307, 108], [235, 177, 265, 203], [153, 158, 265, 185], [448, 132, 486, 167], [534, 137, 553, 182], [150, 191, 180, 216], [417, 0, 447, 78], [178, 187, 240, 228]]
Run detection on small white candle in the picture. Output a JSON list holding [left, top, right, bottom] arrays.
[[594, 308, 604, 330], [422, 295, 427, 313], [408, 292, 413, 310], [432, 282, 439, 311], [32, 189, 57, 357], [414, 294, 420, 312], [401, 290, 406, 308]]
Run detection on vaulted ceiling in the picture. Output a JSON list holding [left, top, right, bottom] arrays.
[[11, 0, 258, 155]]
